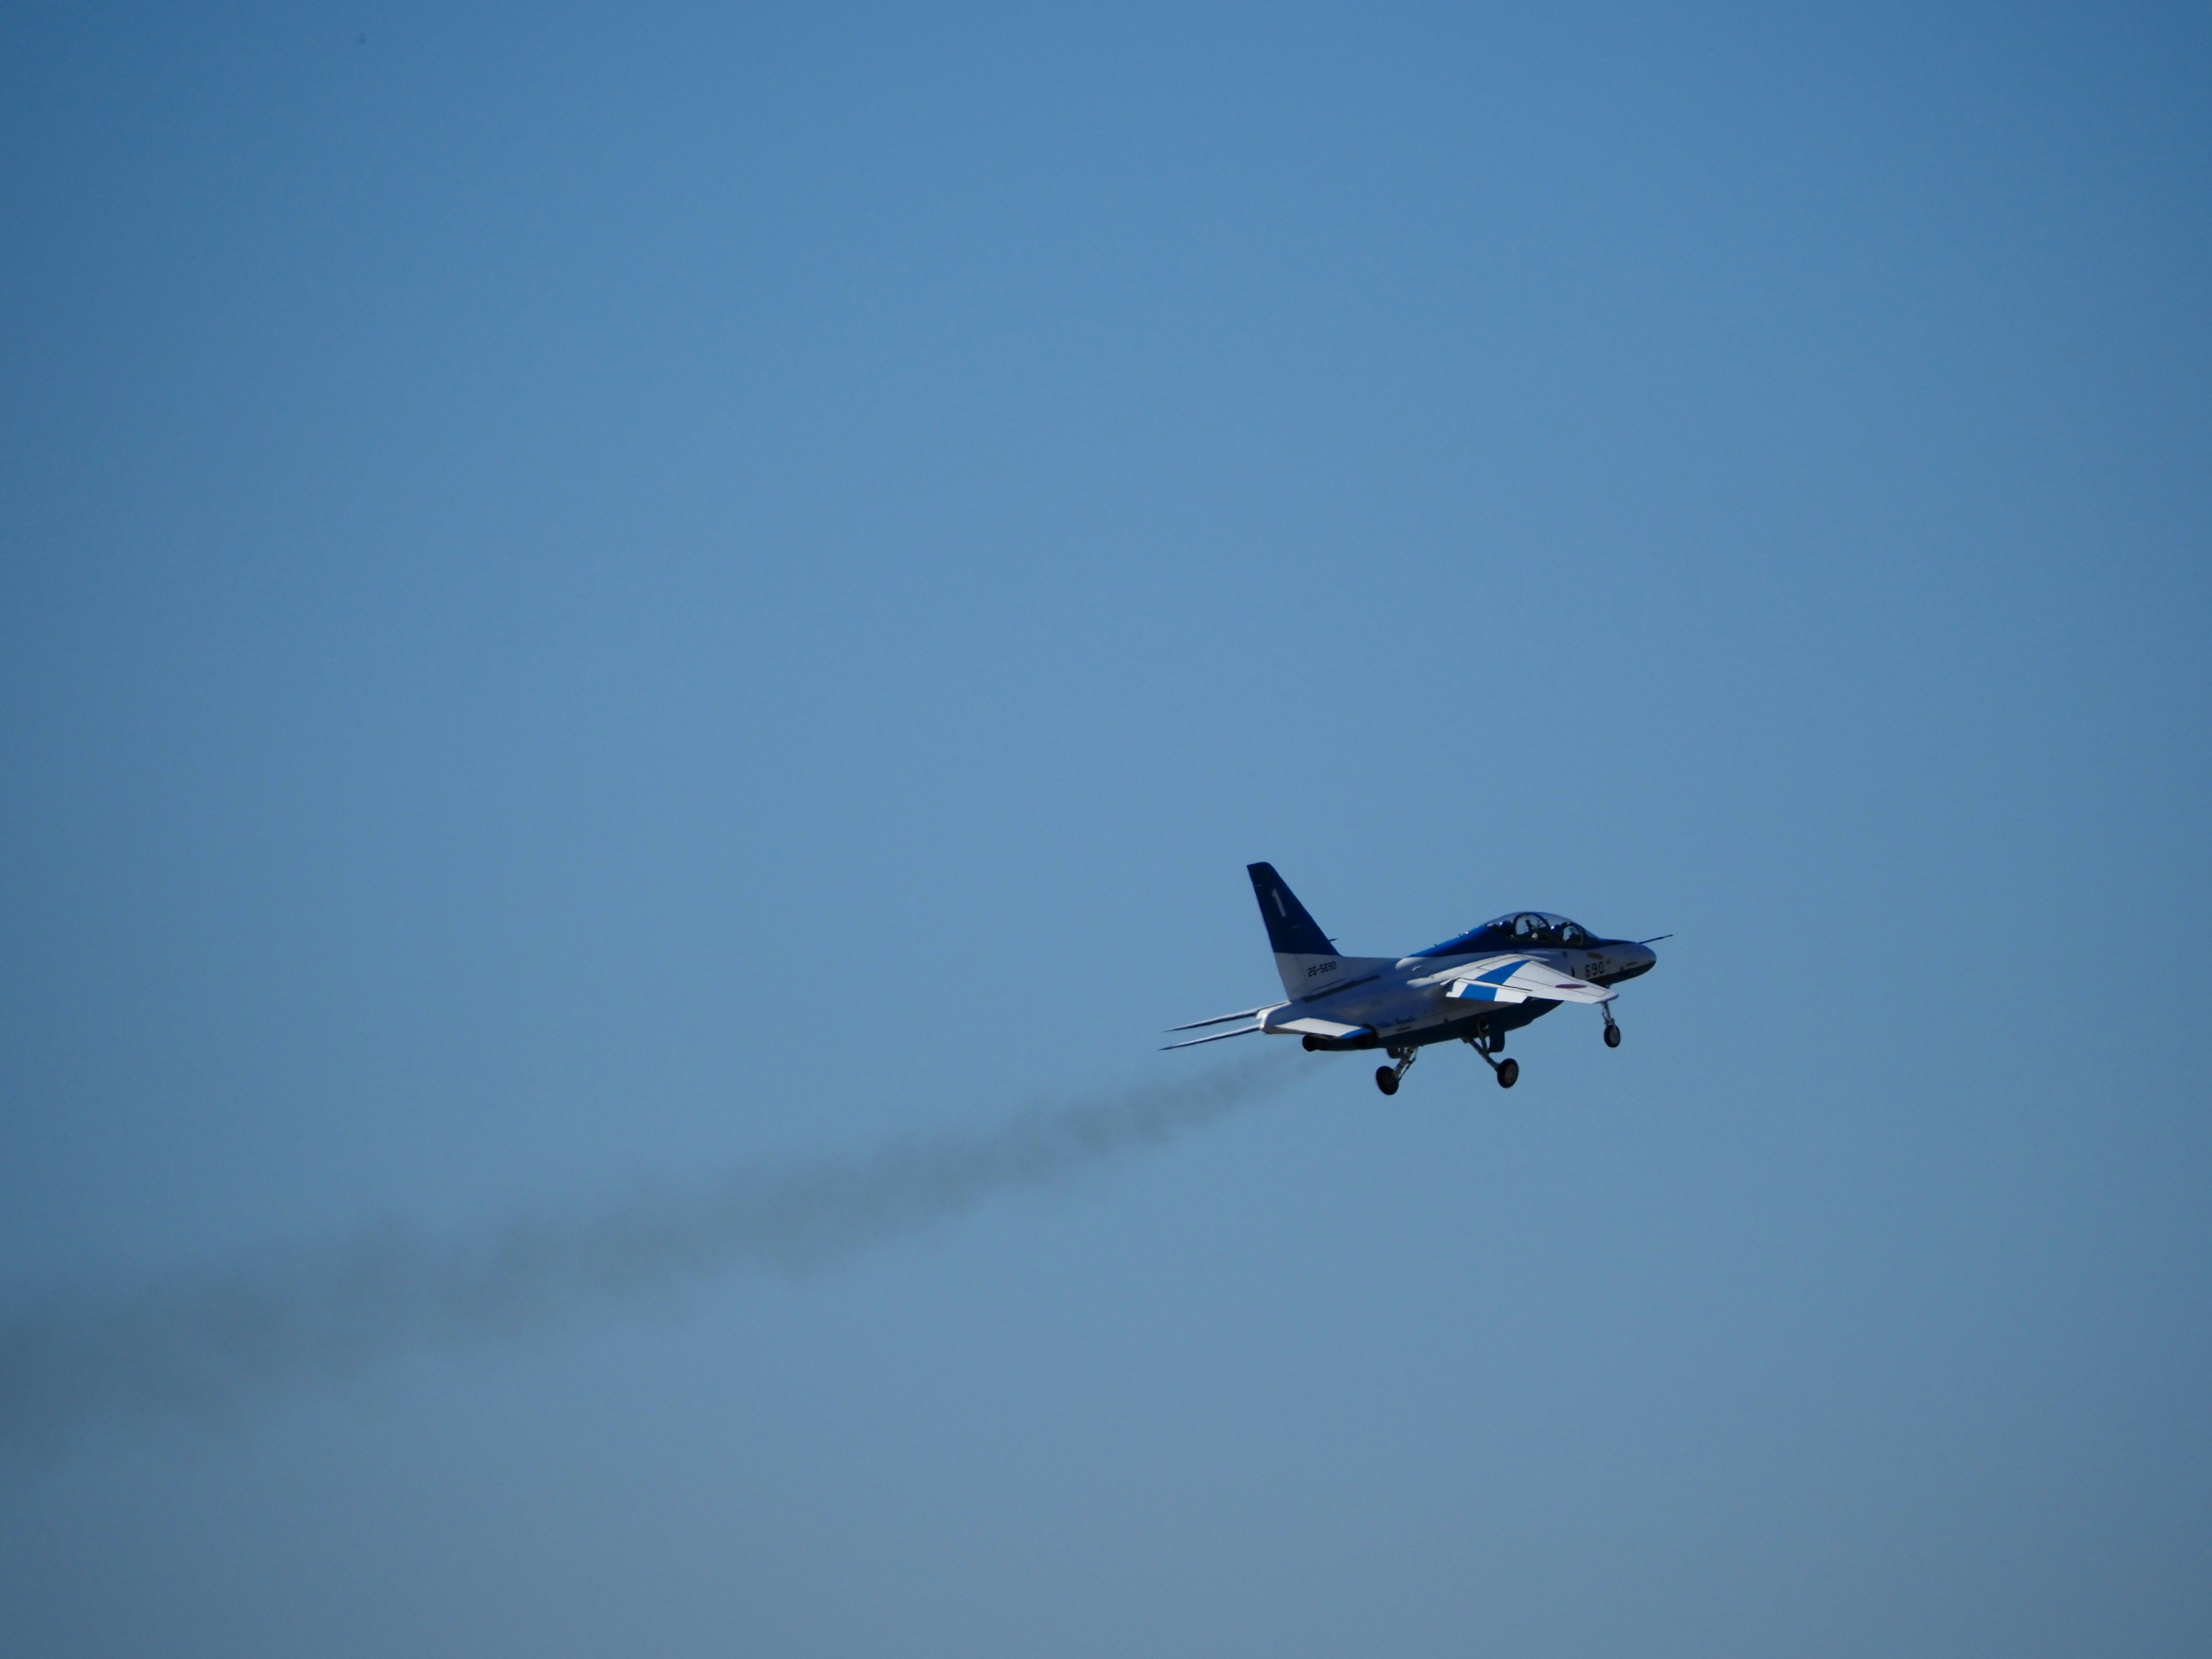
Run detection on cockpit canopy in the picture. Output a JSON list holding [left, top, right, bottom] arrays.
[[1419, 911, 1596, 956], [1492, 911, 1596, 947]]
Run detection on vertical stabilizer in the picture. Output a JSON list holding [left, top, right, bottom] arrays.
[[1248, 863, 1359, 998]]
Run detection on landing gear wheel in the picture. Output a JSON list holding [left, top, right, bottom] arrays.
[[1374, 1067, 1400, 1097], [1495, 1058, 1520, 1089], [1603, 1023, 1622, 1049]]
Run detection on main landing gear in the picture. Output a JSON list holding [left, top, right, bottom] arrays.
[[1376, 1028, 1536, 1094], [1464, 1029, 1519, 1089], [1602, 1007, 1622, 1049], [1374, 1048, 1416, 1096]]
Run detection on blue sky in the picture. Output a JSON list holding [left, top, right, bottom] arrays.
[[3, 3, 2209, 1654]]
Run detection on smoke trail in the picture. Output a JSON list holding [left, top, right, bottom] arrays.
[[0, 1051, 1302, 1447]]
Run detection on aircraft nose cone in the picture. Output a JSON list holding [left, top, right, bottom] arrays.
[[1619, 942, 1657, 979]]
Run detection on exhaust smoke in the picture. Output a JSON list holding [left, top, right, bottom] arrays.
[[0, 1052, 1303, 1448]]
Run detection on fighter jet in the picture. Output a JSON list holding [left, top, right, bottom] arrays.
[[1166, 863, 1660, 1093]]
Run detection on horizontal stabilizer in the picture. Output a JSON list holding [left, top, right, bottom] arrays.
[[1161, 1024, 1264, 1051], [1440, 955, 1615, 1006], [1264, 1015, 1374, 1040], [1166, 1003, 1283, 1033]]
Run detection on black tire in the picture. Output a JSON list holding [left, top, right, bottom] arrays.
[[1374, 1067, 1399, 1096], [1603, 1024, 1622, 1049], [1495, 1058, 1520, 1089]]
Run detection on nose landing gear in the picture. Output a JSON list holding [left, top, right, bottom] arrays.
[[1602, 1007, 1622, 1049]]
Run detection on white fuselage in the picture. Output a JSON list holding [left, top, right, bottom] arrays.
[[1261, 940, 1654, 1047]]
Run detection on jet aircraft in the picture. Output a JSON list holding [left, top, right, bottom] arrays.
[[1166, 863, 1661, 1093]]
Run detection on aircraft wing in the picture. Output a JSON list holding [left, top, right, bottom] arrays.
[[1441, 955, 1615, 1006]]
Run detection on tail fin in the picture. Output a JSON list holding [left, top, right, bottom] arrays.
[[1248, 863, 1349, 997], [1248, 863, 1332, 955]]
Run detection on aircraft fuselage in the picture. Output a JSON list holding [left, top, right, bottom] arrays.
[[1275, 937, 1656, 1052]]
